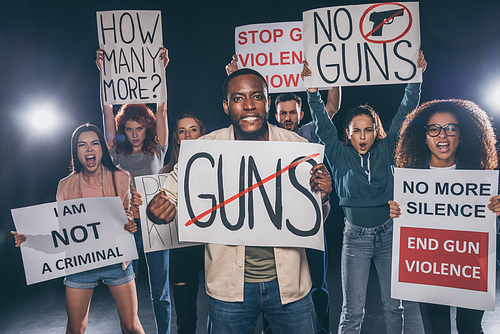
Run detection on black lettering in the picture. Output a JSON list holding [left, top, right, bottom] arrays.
[[119, 12, 135, 44], [403, 181, 414, 193], [87, 222, 101, 239], [466, 183, 478, 196], [435, 182, 449, 195], [219, 156, 246, 231], [286, 157, 320, 236], [71, 203, 86, 214], [333, 8, 352, 41], [52, 229, 69, 248], [77, 253, 91, 265], [99, 13, 117, 45], [461, 204, 472, 217], [70, 225, 88, 243], [342, 43, 362, 83], [407, 202, 417, 214], [96, 250, 106, 261], [314, 10, 332, 43], [364, 42, 389, 81], [480, 183, 491, 196], [185, 153, 216, 228], [103, 79, 116, 102], [56, 259, 64, 270], [42, 262, 52, 274], [131, 47, 145, 72], [393, 40, 416, 81], [317, 43, 339, 84], [475, 205, 486, 218], [248, 156, 283, 230], [137, 12, 160, 44]]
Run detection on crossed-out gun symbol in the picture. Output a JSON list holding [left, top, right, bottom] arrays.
[[369, 8, 405, 37]]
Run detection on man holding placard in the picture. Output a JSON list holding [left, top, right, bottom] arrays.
[[227, 54, 339, 334], [147, 68, 332, 333]]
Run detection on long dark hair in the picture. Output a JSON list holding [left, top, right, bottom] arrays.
[[395, 99, 498, 169], [71, 124, 119, 173], [114, 104, 159, 156], [343, 105, 386, 146], [161, 112, 207, 174]]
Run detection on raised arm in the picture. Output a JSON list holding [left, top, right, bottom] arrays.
[[301, 60, 340, 120], [96, 48, 117, 148], [156, 46, 169, 147], [96, 47, 170, 148], [385, 50, 427, 148]]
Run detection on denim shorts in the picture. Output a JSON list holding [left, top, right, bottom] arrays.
[[64, 262, 134, 289]]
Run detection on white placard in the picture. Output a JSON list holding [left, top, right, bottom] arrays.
[[303, 2, 421, 88], [177, 140, 325, 251], [235, 22, 305, 93], [135, 174, 202, 252], [11, 197, 138, 285], [96, 10, 166, 104], [392, 168, 497, 310]]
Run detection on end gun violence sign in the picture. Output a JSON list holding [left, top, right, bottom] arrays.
[[302, 2, 421, 88], [11, 197, 138, 285], [97, 10, 166, 105], [177, 140, 325, 251], [135, 174, 201, 252], [392, 168, 498, 310], [235, 22, 305, 93]]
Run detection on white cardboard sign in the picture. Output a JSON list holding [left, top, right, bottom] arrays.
[[392, 168, 497, 310], [235, 22, 305, 93], [11, 197, 138, 285], [303, 2, 421, 88], [135, 174, 201, 252], [96, 10, 166, 104], [177, 140, 325, 251]]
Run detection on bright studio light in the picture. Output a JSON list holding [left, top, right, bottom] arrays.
[[485, 83, 500, 109], [28, 106, 59, 132]]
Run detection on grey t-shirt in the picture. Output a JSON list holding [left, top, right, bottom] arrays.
[[110, 144, 167, 186]]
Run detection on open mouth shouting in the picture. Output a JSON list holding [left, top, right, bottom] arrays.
[[436, 141, 450, 153], [85, 154, 96, 168]]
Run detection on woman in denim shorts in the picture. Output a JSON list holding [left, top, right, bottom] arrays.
[[13, 124, 144, 334]]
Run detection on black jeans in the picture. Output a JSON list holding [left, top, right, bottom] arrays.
[[419, 303, 484, 334], [170, 245, 204, 334]]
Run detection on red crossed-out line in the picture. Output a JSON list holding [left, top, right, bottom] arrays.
[[185, 152, 320, 227], [366, 8, 404, 38]]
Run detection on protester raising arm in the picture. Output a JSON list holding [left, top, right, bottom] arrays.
[[96, 47, 169, 149]]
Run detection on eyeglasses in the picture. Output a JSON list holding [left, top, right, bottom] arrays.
[[425, 123, 460, 137]]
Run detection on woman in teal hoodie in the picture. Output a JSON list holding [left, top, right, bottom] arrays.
[[302, 50, 426, 334]]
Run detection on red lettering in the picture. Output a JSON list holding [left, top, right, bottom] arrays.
[[256, 53, 267, 66], [248, 30, 258, 44], [238, 31, 247, 45], [260, 30, 272, 43], [270, 75, 283, 88], [290, 28, 302, 41], [269, 53, 279, 66], [238, 54, 250, 67], [274, 29, 283, 42], [283, 73, 300, 87], [280, 52, 290, 65], [292, 51, 302, 64]]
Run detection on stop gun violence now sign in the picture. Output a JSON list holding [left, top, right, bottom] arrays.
[[392, 168, 498, 310]]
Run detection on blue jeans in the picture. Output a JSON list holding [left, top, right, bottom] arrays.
[[263, 234, 330, 334], [207, 279, 317, 334], [133, 219, 171, 334], [338, 218, 403, 334]]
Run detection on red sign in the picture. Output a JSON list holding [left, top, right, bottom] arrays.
[[399, 227, 488, 292]]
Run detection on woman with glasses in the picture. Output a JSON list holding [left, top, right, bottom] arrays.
[[389, 99, 499, 334]]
